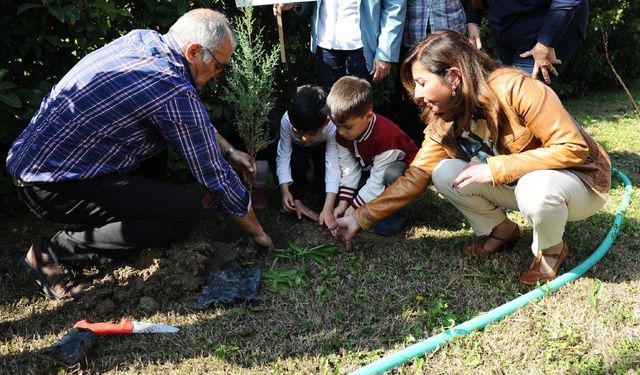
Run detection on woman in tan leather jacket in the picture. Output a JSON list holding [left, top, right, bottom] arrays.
[[333, 29, 611, 285]]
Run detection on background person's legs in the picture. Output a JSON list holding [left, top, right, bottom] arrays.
[[344, 48, 371, 82], [315, 47, 370, 93], [389, 44, 424, 147], [494, 26, 583, 85], [315, 47, 347, 94]]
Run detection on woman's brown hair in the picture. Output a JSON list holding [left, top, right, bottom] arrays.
[[400, 29, 505, 132]]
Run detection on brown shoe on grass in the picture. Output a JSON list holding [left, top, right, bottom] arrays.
[[463, 224, 521, 256], [520, 241, 570, 285], [20, 239, 89, 300]]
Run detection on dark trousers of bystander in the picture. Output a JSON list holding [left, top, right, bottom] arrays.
[[388, 44, 426, 148], [14, 150, 203, 265], [494, 25, 583, 85], [289, 142, 326, 201], [315, 46, 371, 93]]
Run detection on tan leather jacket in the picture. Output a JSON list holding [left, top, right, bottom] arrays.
[[353, 69, 611, 230]]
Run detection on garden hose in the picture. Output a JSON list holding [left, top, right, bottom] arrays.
[[350, 167, 633, 375]]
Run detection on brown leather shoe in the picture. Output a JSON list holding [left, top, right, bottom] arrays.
[[463, 224, 521, 256], [520, 241, 570, 285], [20, 239, 88, 299]]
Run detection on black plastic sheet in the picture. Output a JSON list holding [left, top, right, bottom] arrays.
[[42, 328, 98, 366], [196, 260, 261, 309]]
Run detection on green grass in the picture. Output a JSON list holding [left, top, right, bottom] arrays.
[[1, 82, 639, 374]]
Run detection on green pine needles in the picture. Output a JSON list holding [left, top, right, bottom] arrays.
[[222, 5, 279, 162]]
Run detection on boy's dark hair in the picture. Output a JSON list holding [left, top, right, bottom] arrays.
[[288, 85, 330, 134], [326, 76, 374, 124]]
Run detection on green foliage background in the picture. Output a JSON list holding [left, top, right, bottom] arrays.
[[0, 0, 638, 215], [561, 0, 640, 94]]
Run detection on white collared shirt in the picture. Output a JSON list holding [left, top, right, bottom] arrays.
[[316, 0, 363, 50], [276, 112, 340, 194]]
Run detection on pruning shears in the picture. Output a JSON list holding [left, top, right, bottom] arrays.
[[74, 317, 180, 335]]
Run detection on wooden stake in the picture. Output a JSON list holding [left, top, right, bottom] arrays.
[[276, 5, 286, 63]]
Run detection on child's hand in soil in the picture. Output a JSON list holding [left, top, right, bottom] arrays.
[[293, 199, 319, 222], [344, 206, 356, 217], [319, 207, 337, 236], [333, 201, 348, 218], [281, 191, 295, 212]]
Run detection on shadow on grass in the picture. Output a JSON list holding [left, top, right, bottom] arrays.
[[608, 150, 640, 181], [0, 178, 637, 373]]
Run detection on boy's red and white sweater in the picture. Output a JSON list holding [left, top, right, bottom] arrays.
[[336, 113, 418, 208]]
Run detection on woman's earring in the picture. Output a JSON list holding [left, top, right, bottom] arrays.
[[452, 85, 457, 97]]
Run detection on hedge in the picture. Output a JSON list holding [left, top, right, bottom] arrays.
[[0, 0, 638, 214]]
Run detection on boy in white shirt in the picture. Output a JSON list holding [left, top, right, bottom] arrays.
[[276, 85, 340, 232]]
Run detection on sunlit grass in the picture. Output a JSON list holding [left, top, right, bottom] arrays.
[[1, 82, 639, 374]]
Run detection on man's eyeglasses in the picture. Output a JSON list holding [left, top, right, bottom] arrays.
[[203, 47, 229, 73]]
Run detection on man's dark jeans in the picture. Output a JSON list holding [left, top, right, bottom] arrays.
[[315, 47, 370, 93], [15, 152, 203, 264], [495, 26, 583, 85]]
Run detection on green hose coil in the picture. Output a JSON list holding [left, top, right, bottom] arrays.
[[350, 167, 634, 375]]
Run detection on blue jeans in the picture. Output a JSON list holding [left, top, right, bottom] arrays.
[[315, 47, 371, 93], [495, 26, 582, 85]]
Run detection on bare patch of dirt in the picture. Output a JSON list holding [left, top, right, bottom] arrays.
[[78, 235, 244, 318], [74, 193, 339, 319]]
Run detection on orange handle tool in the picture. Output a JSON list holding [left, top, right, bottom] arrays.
[[74, 318, 134, 335]]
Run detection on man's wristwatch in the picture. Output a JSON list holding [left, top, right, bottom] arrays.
[[225, 146, 236, 158]]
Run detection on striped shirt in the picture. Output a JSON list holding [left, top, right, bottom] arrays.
[[6, 30, 249, 216], [402, 0, 467, 48], [336, 114, 417, 208]]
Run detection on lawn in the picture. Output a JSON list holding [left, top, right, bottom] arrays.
[[1, 82, 639, 374]]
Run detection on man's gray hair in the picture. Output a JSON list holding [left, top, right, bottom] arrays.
[[169, 9, 236, 63]]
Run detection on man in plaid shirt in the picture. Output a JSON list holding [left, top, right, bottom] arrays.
[[6, 9, 273, 299]]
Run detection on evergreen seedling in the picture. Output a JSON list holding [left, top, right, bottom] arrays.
[[222, 5, 279, 172]]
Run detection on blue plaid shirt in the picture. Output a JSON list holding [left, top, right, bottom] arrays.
[[6, 30, 249, 216], [402, 0, 467, 48]]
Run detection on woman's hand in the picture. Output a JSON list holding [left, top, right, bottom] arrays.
[[452, 161, 493, 189], [332, 215, 361, 251]]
